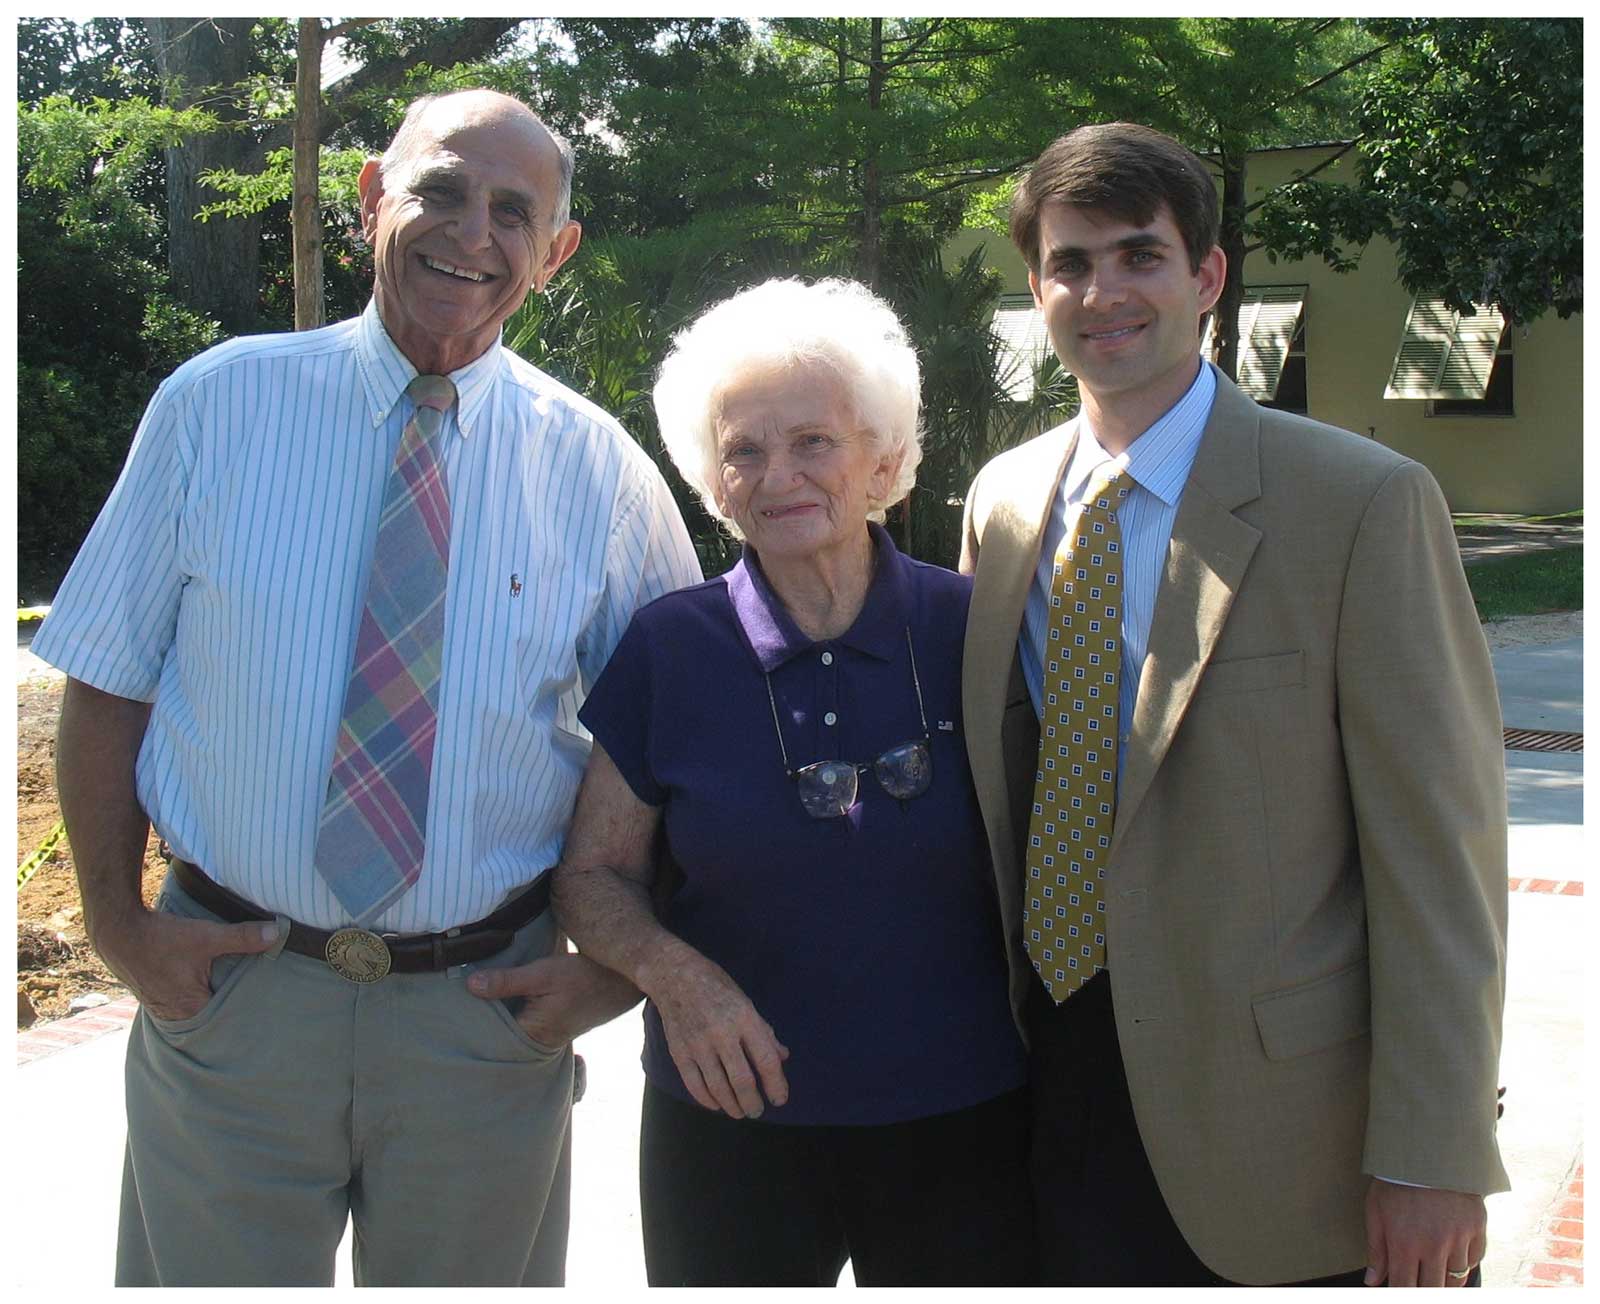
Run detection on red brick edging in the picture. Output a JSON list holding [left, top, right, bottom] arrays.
[[16, 995, 140, 1066], [1508, 878, 1584, 896], [1522, 1161, 1584, 1286]]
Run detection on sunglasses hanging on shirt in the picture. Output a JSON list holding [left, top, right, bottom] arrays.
[[764, 627, 935, 819]]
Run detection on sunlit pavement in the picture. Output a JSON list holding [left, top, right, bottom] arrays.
[[14, 638, 1582, 1288]]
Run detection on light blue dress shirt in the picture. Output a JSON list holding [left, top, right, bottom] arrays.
[[34, 301, 703, 932], [1020, 362, 1218, 760]]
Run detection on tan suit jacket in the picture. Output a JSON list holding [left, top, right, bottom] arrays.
[[960, 374, 1509, 1283]]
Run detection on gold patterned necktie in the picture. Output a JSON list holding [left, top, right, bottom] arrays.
[[1024, 463, 1130, 1002]]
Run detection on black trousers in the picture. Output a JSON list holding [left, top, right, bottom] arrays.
[[639, 1082, 1036, 1286], [1027, 971, 1480, 1287]]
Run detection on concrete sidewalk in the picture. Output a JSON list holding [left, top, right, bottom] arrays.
[[1486, 634, 1586, 1287], [14, 634, 1584, 1288]]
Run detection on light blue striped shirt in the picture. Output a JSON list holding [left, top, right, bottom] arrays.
[[1020, 363, 1218, 762], [34, 301, 703, 931]]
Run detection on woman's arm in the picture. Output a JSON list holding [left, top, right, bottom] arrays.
[[550, 743, 791, 1119]]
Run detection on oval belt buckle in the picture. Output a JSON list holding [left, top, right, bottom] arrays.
[[325, 928, 393, 983]]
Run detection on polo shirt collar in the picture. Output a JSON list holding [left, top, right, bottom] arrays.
[[353, 298, 502, 438], [1069, 359, 1216, 507], [726, 522, 911, 672]]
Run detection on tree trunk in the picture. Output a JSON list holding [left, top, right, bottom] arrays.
[[834, 20, 851, 213], [857, 18, 885, 291], [1213, 151, 1248, 381], [293, 19, 325, 330], [146, 18, 524, 336], [146, 17, 261, 334]]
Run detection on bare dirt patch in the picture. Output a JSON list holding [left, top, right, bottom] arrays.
[[16, 675, 166, 1027]]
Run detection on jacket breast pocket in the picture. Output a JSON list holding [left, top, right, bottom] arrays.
[[1251, 959, 1370, 1061], [1200, 650, 1304, 696]]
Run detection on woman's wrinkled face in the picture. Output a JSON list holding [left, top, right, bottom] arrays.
[[712, 362, 897, 567]]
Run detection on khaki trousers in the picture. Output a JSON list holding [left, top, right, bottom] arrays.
[[115, 869, 574, 1286]]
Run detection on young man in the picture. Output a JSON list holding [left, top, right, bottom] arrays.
[[36, 89, 702, 1285], [960, 122, 1508, 1286]]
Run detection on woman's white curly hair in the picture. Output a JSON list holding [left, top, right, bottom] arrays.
[[652, 277, 924, 537]]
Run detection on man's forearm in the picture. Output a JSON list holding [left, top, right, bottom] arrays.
[[56, 678, 155, 944]]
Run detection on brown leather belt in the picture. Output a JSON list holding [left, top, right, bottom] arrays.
[[170, 859, 550, 983]]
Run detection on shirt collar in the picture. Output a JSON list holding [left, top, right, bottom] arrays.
[[352, 298, 503, 438], [725, 522, 911, 672], [1066, 360, 1217, 506]]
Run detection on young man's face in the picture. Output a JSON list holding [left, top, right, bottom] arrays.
[[1029, 199, 1223, 417], [359, 100, 580, 376]]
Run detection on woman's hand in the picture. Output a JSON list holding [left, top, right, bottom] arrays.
[[550, 742, 790, 1117], [647, 947, 790, 1119]]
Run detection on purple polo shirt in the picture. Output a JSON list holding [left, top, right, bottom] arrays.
[[579, 524, 1025, 1126]]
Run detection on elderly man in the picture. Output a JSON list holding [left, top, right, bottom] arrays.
[[35, 89, 701, 1286], [960, 122, 1508, 1286]]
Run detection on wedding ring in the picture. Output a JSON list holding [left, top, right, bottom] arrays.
[[1446, 1265, 1476, 1281]]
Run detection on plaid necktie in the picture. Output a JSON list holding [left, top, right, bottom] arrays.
[[314, 374, 456, 925], [1024, 464, 1129, 1002]]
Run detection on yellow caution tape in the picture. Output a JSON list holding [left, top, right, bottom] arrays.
[[18, 607, 49, 623], [17, 820, 66, 889]]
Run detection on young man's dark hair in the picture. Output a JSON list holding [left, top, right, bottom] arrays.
[[1009, 121, 1220, 275]]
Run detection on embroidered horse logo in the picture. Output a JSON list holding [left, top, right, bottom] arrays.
[[509, 573, 523, 597]]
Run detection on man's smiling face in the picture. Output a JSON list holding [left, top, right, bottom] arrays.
[[1029, 199, 1223, 428], [359, 96, 580, 375]]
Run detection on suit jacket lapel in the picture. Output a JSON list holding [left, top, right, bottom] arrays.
[[965, 420, 1077, 747], [1113, 377, 1264, 847]]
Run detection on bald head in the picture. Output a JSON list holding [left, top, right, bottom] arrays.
[[381, 90, 575, 232], [359, 86, 583, 374]]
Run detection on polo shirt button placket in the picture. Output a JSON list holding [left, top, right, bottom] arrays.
[[818, 644, 841, 751]]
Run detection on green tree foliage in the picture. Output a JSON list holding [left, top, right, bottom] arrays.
[[198, 143, 369, 218], [504, 18, 1094, 565], [536, 19, 1084, 279], [883, 245, 1075, 566], [17, 97, 224, 598], [20, 94, 217, 227], [17, 17, 160, 103], [14, 19, 536, 594], [978, 18, 1372, 380], [21, 18, 1576, 590], [18, 31, 205, 598], [518, 19, 755, 239], [1254, 18, 1581, 323]]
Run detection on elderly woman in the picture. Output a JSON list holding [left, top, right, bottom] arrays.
[[550, 278, 1030, 1286]]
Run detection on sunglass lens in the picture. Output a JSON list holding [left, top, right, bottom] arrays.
[[796, 761, 859, 818], [874, 741, 933, 800]]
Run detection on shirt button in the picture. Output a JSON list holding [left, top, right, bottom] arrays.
[[821, 651, 834, 666], [823, 711, 838, 726]]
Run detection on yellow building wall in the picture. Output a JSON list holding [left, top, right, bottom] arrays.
[[950, 144, 1583, 514]]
